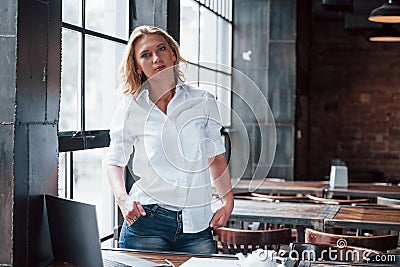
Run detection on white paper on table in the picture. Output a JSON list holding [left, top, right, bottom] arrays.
[[179, 257, 240, 267]]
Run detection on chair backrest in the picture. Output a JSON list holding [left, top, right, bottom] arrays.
[[213, 227, 292, 255], [251, 192, 308, 202], [306, 194, 369, 205], [233, 192, 308, 203], [377, 196, 400, 206], [305, 228, 399, 251]]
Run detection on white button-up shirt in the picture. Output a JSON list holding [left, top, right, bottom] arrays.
[[105, 83, 226, 233]]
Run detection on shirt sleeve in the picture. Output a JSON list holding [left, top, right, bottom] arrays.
[[204, 92, 226, 158], [104, 95, 135, 166]]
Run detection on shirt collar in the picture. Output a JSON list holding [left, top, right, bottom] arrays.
[[136, 88, 150, 101], [175, 79, 187, 93], [135, 78, 187, 103]]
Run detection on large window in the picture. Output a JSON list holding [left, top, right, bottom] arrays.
[[180, 0, 232, 126], [59, 0, 129, 244]]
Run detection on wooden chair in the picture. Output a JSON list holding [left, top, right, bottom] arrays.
[[251, 192, 308, 202], [306, 194, 369, 205], [233, 194, 274, 202], [377, 196, 400, 206], [213, 227, 292, 255], [305, 228, 399, 252], [234, 193, 307, 203]]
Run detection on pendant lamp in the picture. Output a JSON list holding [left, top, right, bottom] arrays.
[[368, 0, 400, 23], [369, 23, 400, 42]]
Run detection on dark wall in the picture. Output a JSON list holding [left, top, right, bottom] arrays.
[[296, 3, 400, 182], [0, 0, 61, 266], [231, 0, 297, 181], [295, 0, 312, 179], [15, 0, 61, 265], [0, 0, 17, 265]]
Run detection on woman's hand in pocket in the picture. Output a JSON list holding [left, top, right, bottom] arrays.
[[118, 195, 146, 225]]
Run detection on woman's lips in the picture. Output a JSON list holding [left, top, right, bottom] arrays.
[[154, 66, 165, 72]]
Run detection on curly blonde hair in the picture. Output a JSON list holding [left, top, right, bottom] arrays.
[[119, 25, 187, 96]]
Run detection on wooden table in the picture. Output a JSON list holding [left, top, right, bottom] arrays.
[[325, 183, 400, 199], [233, 179, 327, 197], [48, 249, 238, 266], [324, 205, 400, 231], [123, 250, 239, 266], [213, 199, 340, 242]]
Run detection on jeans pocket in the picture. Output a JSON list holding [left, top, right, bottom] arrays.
[[126, 215, 144, 229]]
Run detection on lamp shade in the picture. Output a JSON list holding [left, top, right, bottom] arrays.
[[368, 1, 400, 23], [369, 24, 400, 42]]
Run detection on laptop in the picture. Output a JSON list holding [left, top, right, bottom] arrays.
[[45, 194, 168, 267]]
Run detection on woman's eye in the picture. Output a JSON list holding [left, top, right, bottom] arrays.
[[159, 46, 166, 51], [141, 53, 150, 58]]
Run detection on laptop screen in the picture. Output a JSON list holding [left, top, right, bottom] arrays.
[[45, 195, 104, 267]]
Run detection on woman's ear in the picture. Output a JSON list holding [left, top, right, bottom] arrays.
[[136, 67, 142, 75], [172, 52, 177, 63]]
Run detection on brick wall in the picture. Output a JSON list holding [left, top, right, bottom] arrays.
[[296, 19, 400, 182]]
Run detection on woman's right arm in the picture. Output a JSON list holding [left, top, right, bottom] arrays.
[[106, 164, 146, 225]]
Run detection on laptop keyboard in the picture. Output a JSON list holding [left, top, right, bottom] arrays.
[[103, 258, 132, 267]]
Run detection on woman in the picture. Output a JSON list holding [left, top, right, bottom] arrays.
[[105, 25, 233, 254]]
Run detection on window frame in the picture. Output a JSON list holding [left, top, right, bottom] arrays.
[[59, 0, 131, 153], [58, 0, 133, 242], [180, 0, 233, 127]]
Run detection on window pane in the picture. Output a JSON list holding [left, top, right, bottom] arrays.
[[212, 0, 217, 12], [58, 152, 69, 198], [199, 67, 217, 96], [86, 0, 129, 40], [62, 0, 82, 26], [60, 29, 81, 132], [85, 36, 125, 130], [217, 72, 231, 126], [227, 0, 232, 21], [182, 62, 199, 86], [199, 6, 217, 64], [180, 0, 199, 63], [72, 148, 113, 242], [217, 17, 232, 72]]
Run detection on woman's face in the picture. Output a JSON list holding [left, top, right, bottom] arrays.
[[134, 34, 177, 79]]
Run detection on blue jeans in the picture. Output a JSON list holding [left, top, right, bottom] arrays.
[[119, 204, 216, 254]]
